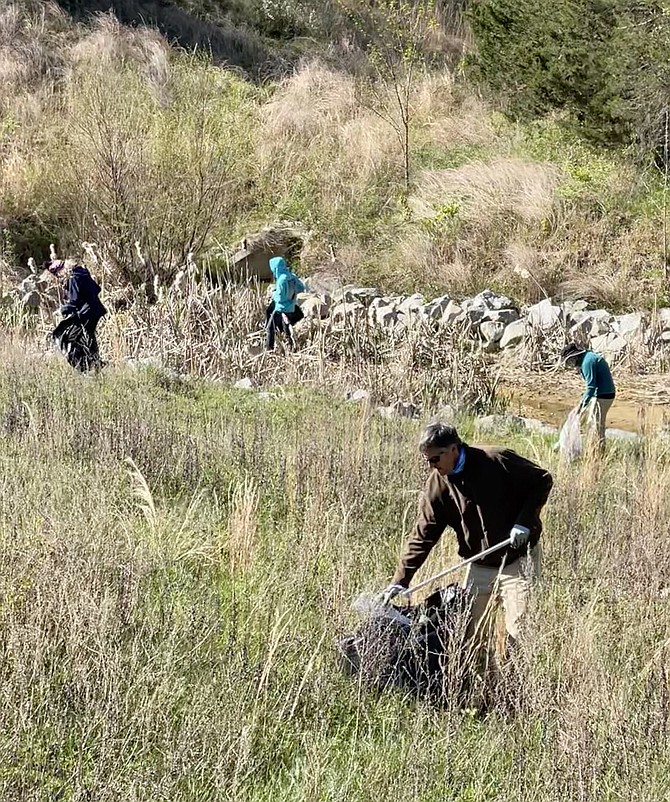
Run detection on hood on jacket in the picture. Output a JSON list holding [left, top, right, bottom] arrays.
[[269, 256, 289, 279]]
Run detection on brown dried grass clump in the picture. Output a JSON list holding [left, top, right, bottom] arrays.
[[416, 158, 562, 223], [0, 2, 68, 104], [70, 12, 171, 102], [262, 61, 358, 143]]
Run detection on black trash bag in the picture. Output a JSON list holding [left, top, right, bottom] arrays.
[[52, 315, 100, 372], [338, 584, 472, 702]]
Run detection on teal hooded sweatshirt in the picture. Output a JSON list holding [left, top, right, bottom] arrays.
[[269, 257, 304, 314], [578, 350, 615, 410]]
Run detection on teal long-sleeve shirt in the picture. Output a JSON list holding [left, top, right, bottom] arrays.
[[579, 351, 615, 410]]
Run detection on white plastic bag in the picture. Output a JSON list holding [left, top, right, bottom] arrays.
[[558, 409, 582, 461]]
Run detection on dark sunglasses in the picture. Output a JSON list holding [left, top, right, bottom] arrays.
[[425, 454, 443, 465]]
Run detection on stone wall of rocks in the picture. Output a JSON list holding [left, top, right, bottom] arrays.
[[297, 284, 664, 363]]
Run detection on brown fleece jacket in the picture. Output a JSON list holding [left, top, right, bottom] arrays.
[[391, 444, 553, 587]]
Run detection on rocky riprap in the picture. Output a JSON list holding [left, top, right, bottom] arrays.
[[296, 284, 662, 363]]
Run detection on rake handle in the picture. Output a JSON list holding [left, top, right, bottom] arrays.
[[398, 537, 514, 597]]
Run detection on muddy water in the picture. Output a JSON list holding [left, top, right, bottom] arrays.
[[500, 372, 670, 434]]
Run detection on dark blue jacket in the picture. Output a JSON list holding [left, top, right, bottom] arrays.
[[60, 266, 107, 322]]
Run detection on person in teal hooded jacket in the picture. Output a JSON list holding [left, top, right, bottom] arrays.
[[265, 256, 305, 350], [561, 343, 616, 449]]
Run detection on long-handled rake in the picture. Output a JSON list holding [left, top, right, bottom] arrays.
[[353, 537, 513, 620]]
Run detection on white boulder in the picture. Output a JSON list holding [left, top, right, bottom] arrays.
[[440, 301, 464, 327], [527, 298, 561, 330], [590, 332, 627, 360], [422, 294, 451, 320], [300, 295, 331, 319], [336, 286, 381, 304], [346, 388, 371, 403], [471, 289, 516, 312], [480, 321, 506, 345], [398, 293, 425, 315], [614, 312, 646, 342], [331, 302, 366, 327], [234, 377, 254, 390], [500, 319, 526, 349]]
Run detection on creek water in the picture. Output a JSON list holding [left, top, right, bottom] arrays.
[[500, 371, 670, 434]]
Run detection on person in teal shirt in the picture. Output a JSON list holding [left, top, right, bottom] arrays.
[[561, 343, 616, 449]]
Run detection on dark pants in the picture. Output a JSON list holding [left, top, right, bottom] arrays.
[[264, 303, 303, 351], [52, 314, 103, 372]]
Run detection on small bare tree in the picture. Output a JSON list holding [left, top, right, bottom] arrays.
[[344, 0, 439, 194]]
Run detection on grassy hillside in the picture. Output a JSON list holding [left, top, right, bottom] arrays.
[[1, 2, 669, 309], [0, 349, 667, 800]]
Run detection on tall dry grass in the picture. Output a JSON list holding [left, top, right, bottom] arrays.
[[0, 345, 666, 799], [71, 277, 502, 413]]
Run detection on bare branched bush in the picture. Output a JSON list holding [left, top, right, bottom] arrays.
[[52, 54, 255, 286]]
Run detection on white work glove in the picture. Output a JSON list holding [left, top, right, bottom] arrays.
[[379, 583, 405, 606], [510, 524, 530, 549]]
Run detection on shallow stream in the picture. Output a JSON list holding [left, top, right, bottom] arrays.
[[500, 370, 670, 434]]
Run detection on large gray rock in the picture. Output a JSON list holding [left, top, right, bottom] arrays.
[[470, 289, 516, 312], [331, 302, 366, 327], [481, 308, 520, 325], [588, 310, 615, 336], [369, 303, 399, 328], [398, 293, 425, 315], [336, 286, 381, 304], [459, 299, 486, 326], [370, 296, 391, 309], [440, 301, 464, 327], [591, 332, 627, 360], [228, 227, 304, 281], [614, 312, 646, 342], [300, 295, 331, 319], [527, 298, 561, 330], [500, 319, 526, 349], [422, 294, 451, 320], [568, 309, 613, 338], [480, 320, 506, 345], [563, 299, 590, 324]]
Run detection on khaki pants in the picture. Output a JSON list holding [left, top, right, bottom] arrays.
[[462, 547, 541, 642], [586, 397, 613, 447]]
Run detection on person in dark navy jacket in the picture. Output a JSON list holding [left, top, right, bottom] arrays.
[[45, 259, 107, 372]]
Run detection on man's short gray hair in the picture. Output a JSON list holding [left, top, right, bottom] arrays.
[[418, 421, 461, 452]]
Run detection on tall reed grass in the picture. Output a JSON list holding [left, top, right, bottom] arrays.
[[0, 346, 666, 800]]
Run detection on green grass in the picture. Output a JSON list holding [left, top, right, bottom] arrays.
[[0, 350, 668, 800]]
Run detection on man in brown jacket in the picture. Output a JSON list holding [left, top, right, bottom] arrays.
[[382, 421, 553, 644]]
